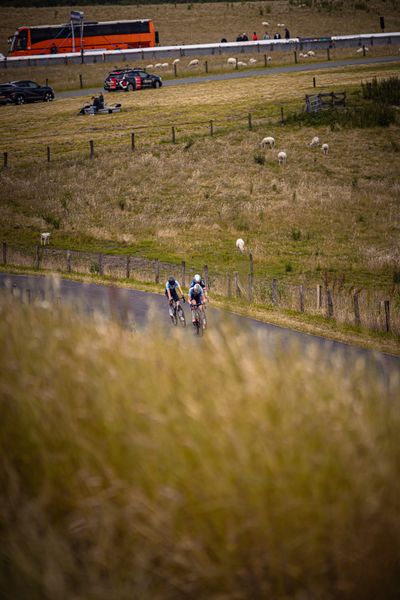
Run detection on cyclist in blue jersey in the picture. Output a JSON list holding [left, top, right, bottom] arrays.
[[189, 283, 205, 328], [189, 274, 210, 302], [166, 277, 185, 316]]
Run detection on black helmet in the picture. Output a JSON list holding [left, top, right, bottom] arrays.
[[168, 277, 175, 286]]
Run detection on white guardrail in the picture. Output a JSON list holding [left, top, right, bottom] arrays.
[[1, 31, 399, 69]]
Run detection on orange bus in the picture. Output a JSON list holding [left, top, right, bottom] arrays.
[[8, 19, 156, 56]]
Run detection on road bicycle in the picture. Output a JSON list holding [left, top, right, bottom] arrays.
[[191, 303, 205, 335], [169, 297, 186, 327]]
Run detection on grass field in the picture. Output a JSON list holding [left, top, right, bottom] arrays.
[[1, 295, 400, 600]]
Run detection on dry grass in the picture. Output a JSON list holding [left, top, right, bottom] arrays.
[[1, 294, 400, 599], [2, 0, 400, 56]]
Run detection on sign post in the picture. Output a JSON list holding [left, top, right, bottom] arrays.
[[70, 11, 84, 57]]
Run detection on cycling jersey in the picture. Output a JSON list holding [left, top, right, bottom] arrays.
[[165, 280, 180, 291], [190, 279, 206, 290], [189, 286, 204, 302]]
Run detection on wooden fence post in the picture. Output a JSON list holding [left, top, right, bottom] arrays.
[[126, 255, 130, 279], [273, 278, 277, 305], [384, 300, 390, 332], [155, 258, 159, 284], [236, 58, 238, 70], [248, 113, 252, 131], [227, 270, 231, 298], [47, 147, 50, 163], [248, 273, 253, 301], [234, 271, 240, 298], [363, 44, 365, 56], [98, 252, 103, 276], [131, 133, 135, 151], [34, 246, 39, 268], [203, 264, 209, 290], [90, 140, 94, 159], [317, 284, 322, 309], [205, 60, 208, 73], [2, 242, 6, 264], [354, 294, 360, 325], [313, 77, 316, 88], [4, 152, 8, 169], [294, 50, 297, 64], [26, 289, 31, 304], [174, 63, 177, 77], [172, 126, 175, 144], [299, 284, 304, 312], [281, 107, 284, 124], [210, 120, 213, 137], [80, 74, 83, 88], [327, 289, 333, 317], [264, 54, 267, 67], [181, 260, 185, 288], [67, 249, 71, 273]]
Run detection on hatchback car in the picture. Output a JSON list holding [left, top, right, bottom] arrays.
[[104, 69, 162, 92], [0, 80, 55, 105]]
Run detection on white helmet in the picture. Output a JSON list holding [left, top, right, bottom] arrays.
[[194, 284, 202, 294], [194, 274, 201, 283]]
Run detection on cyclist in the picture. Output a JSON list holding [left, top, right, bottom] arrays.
[[165, 277, 185, 317], [190, 274, 210, 301], [189, 283, 205, 328]]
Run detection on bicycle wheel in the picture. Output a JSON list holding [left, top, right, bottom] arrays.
[[178, 306, 186, 327], [202, 308, 207, 330], [170, 305, 178, 326]]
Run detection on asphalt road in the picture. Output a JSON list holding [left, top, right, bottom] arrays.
[[57, 55, 400, 99], [2, 273, 399, 386]]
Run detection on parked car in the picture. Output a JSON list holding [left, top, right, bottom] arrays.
[[104, 69, 162, 92], [0, 80, 55, 105]]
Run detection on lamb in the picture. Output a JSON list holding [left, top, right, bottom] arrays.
[[262, 22, 269, 26], [237, 61, 247, 66], [322, 143, 329, 155], [310, 136, 319, 148], [227, 57, 236, 65], [146, 64, 154, 69], [236, 238, 245, 252], [188, 59, 199, 67], [260, 136, 275, 148], [41, 232, 50, 245], [267, 56, 272, 62], [161, 63, 169, 68], [154, 63, 162, 68], [299, 53, 304, 57], [173, 58, 180, 64], [249, 58, 257, 64], [308, 50, 315, 57], [278, 152, 287, 165], [357, 47, 369, 53]]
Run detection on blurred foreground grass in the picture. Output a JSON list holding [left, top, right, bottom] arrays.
[[1, 295, 400, 600]]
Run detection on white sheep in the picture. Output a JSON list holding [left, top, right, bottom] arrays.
[[278, 152, 287, 165], [236, 238, 245, 252], [260, 136, 275, 148], [322, 143, 329, 155], [262, 22, 269, 26], [146, 64, 154, 69], [267, 56, 272, 62], [154, 63, 162, 68], [310, 136, 320, 148], [357, 47, 369, 53], [161, 63, 169, 68], [188, 59, 199, 67], [237, 61, 247, 66], [299, 53, 304, 57], [41, 232, 50, 245], [227, 57, 236, 65], [249, 58, 257, 64], [308, 50, 315, 57], [173, 58, 180, 64]]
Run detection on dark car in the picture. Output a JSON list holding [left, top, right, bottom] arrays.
[[0, 80, 55, 105], [104, 69, 162, 92]]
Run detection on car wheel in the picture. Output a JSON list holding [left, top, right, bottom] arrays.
[[127, 83, 134, 92], [154, 80, 160, 89], [44, 92, 53, 102], [16, 95, 25, 105]]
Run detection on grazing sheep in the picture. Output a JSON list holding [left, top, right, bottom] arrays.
[[267, 56, 272, 62], [249, 58, 257, 64], [188, 59, 199, 67], [299, 53, 304, 57], [146, 64, 153, 69], [262, 22, 269, 26], [237, 61, 247, 66], [161, 63, 169, 68], [154, 63, 162, 68], [310, 136, 320, 148], [236, 238, 245, 252], [227, 57, 236, 65], [278, 152, 287, 165], [308, 50, 315, 57], [260, 136, 275, 148], [357, 46, 369, 53], [303, 54, 308, 58], [173, 58, 180, 64], [322, 143, 329, 155], [41, 232, 50, 245]]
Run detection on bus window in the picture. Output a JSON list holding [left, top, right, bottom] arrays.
[[16, 29, 29, 51]]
